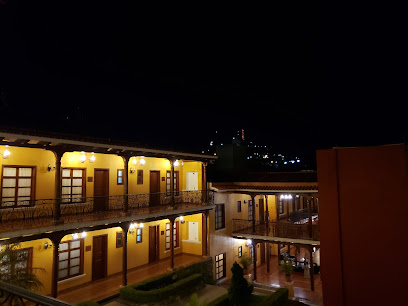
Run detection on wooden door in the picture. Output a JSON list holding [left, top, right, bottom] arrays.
[[149, 225, 159, 263], [260, 242, 266, 264], [259, 198, 265, 223], [92, 235, 107, 281], [94, 169, 109, 211], [149, 171, 161, 206]]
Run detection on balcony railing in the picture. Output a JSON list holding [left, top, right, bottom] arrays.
[[232, 219, 320, 241], [0, 281, 70, 306], [0, 190, 214, 234]]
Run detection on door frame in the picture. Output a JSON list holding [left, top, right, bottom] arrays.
[[149, 225, 160, 263], [94, 168, 110, 196], [92, 234, 108, 281]]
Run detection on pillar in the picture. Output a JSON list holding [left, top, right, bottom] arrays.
[[169, 216, 176, 270], [53, 150, 64, 224], [266, 242, 270, 273], [308, 197, 313, 238], [310, 247, 315, 291], [49, 233, 64, 298], [253, 240, 257, 282], [122, 155, 131, 212], [251, 194, 256, 233], [121, 223, 130, 286], [169, 159, 175, 206], [202, 210, 209, 256]]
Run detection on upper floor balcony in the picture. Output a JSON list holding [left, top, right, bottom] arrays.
[[232, 218, 320, 242], [0, 190, 214, 238]]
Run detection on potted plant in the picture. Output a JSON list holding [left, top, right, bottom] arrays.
[[280, 259, 294, 282], [239, 255, 252, 275]]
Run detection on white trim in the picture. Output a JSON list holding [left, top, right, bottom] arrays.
[[57, 274, 86, 284], [182, 240, 202, 244]]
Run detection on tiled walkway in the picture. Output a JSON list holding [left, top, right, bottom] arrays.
[[57, 254, 204, 305]]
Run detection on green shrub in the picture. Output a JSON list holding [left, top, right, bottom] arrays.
[[76, 302, 100, 306], [120, 273, 203, 303], [175, 257, 214, 284], [228, 262, 253, 306], [259, 288, 289, 306]]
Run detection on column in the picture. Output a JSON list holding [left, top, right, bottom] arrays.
[[202, 162, 208, 203], [308, 197, 313, 238], [202, 211, 209, 256], [49, 233, 64, 298], [169, 216, 176, 270], [266, 242, 270, 273], [251, 194, 256, 233], [265, 195, 269, 232], [121, 223, 129, 286], [122, 155, 131, 213], [169, 159, 175, 206], [53, 150, 64, 224], [310, 247, 315, 291], [253, 240, 257, 282]]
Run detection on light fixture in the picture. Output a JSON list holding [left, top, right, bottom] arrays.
[[130, 167, 136, 174], [179, 216, 185, 224], [2, 145, 11, 159], [72, 233, 79, 240], [280, 194, 293, 200], [245, 239, 252, 247], [129, 223, 136, 233], [174, 160, 179, 167], [47, 164, 56, 172], [132, 157, 137, 165], [81, 231, 87, 238], [139, 223, 144, 228], [80, 152, 96, 163], [139, 157, 145, 165], [80, 152, 86, 163]]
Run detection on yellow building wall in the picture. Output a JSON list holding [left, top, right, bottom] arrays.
[[61, 152, 124, 197], [180, 214, 203, 255], [0, 146, 56, 199]]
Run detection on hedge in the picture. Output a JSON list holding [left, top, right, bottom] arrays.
[[207, 293, 229, 306], [259, 288, 289, 306], [120, 273, 203, 303]]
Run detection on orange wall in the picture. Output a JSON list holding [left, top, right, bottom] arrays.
[[317, 144, 407, 306]]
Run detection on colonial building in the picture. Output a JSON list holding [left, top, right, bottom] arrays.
[[0, 128, 216, 298], [209, 171, 320, 291]]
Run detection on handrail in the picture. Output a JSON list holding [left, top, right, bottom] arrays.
[[0, 190, 214, 234], [0, 281, 71, 306]]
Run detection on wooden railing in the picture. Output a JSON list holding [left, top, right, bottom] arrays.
[[0, 190, 214, 234], [232, 219, 320, 241], [0, 281, 70, 306]]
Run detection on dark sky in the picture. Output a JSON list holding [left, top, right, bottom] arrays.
[[1, 1, 406, 156]]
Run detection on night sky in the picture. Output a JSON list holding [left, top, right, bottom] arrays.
[[1, 1, 406, 159]]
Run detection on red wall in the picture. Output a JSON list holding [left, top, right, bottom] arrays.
[[317, 144, 407, 306]]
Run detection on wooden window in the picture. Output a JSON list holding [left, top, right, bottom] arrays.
[[237, 201, 241, 213], [0, 247, 33, 275], [117, 169, 124, 185], [61, 168, 85, 203], [279, 199, 284, 214], [248, 200, 253, 221], [58, 239, 84, 281], [166, 171, 179, 196], [238, 246, 242, 258], [249, 245, 254, 259], [165, 221, 179, 250], [137, 170, 143, 185], [1, 166, 35, 207], [215, 204, 225, 230], [136, 228, 142, 243], [215, 252, 226, 280], [116, 231, 123, 248]]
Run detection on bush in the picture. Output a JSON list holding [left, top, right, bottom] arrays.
[[175, 257, 214, 284], [259, 288, 289, 306], [76, 302, 100, 306], [228, 262, 253, 306], [120, 273, 203, 303]]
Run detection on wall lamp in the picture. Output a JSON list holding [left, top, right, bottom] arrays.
[[47, 164, 56, 172], [131, 156, 145, 166], [130, 168, 136, 174], [129, 222, 143, 234], [44, 241, 53, 249], [280, 194, 293, 200], [80, 152, 95, 163], [245, 239, 252, 247], [179, 216, 185, 224], [2, 145, 11, 159]]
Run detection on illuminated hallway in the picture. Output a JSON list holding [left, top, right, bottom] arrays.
[[57, 253, 204, 304]]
